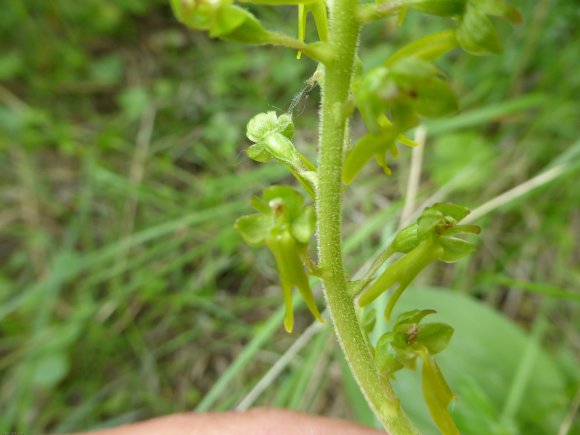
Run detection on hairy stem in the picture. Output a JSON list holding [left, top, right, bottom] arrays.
[[316, 1, 418, 433]]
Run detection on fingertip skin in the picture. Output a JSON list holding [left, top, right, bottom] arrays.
[[77, 408, 385, 435]]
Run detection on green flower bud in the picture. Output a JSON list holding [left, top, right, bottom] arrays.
[[246, 112, 317, 198], [391, 224, 420, 253], [170, 0, 271, 44], [247, 111, 294, 143]]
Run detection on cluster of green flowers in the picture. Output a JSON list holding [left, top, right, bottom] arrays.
[[171, 0, 520, 432], [345, 0, 520, 184]]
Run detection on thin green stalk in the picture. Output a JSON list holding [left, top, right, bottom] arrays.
[[316, 2, 418, 433]]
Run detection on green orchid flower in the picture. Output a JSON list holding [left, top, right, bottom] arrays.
[[375, 309, 458, 435], [344, 58, 457, 184], [235, 186, 323, 332], [358, 202, 480, 320]]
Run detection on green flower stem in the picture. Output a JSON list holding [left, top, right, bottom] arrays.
[[316, 1, 418, 433]]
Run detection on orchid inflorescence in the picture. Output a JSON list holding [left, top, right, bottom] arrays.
[[172, 0, 519, 432]]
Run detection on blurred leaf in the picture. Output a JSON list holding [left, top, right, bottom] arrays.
[[89, 54, 124, 86], [31, 353, 69, 387], [0, 50, 23, 80], [117, 87, 151, 120], [429, 132, 494, 189]]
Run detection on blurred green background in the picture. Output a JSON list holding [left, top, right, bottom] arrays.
[[0, 0, 579, 433]]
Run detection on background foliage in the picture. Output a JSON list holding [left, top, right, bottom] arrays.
[[0, 0, 578, 433]]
